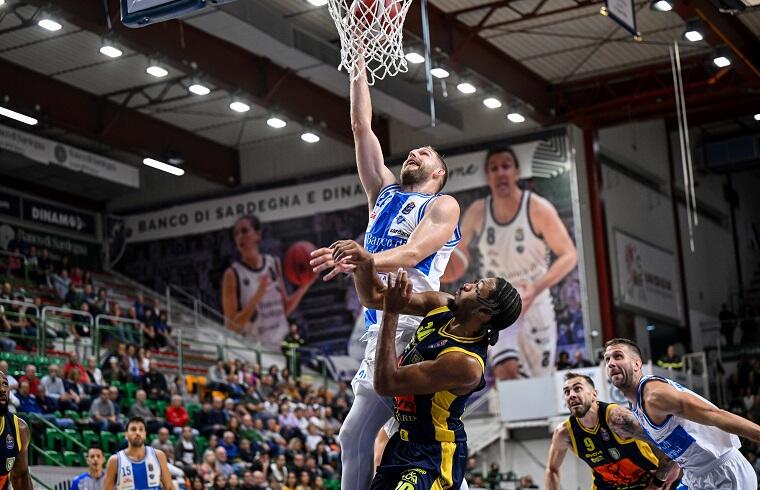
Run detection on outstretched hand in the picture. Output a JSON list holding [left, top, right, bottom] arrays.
[[383, 268, 412, 314], [310, 240, 372, 282]]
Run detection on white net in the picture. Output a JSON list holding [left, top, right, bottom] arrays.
[[327, 0, 414, 85]]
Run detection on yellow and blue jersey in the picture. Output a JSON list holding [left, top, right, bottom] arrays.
[[0, 412, 21, 490]]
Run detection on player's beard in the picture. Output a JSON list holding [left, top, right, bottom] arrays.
[[610, 366, 634, 390], [570, 399, 592, 418], [128, 437, 145, 449], [400, 165, 428, 188]]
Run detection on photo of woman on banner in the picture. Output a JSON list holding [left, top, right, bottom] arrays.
[[221, 215, 316, 349]]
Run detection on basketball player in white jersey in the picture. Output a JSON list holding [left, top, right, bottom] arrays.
[[604, 338, 760, 489], [458, 147, 577, 379], [309, 58, 461, 490], [222, 215, 315, 349], [104, 416, 174, 490]]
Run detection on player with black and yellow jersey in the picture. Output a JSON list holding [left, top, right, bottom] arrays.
[[546, 372, 680, 490], [0, 372, 32, 490], [329, 239, 522, 490]]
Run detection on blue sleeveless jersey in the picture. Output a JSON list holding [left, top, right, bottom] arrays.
[[115, 446, 162, 490]]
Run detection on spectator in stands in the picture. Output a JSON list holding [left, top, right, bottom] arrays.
[[207, 359, 230, 394], [41, 364, 71, 404], [63, 281, 79, 308], [486, 463, 501, 490], [19, 364, 40, 396], [64, 366, 90, 411], [0, 361, 17, 391], [197, 399, 229, 437], [282, 472, 298, 490], [51, 268, 72, 301], [719, 303, 737, 348], [0, 306, 17, 353], [572, 350, 593, 368], [68, 301, 93, 346], [129, 389, 165, 434], [34, 383, 75, 428], [142, 360, 170, 401], [92, 287, 110, 317], [175, 425, 201, 470], [125, 343, 141, 379], [134, 293, 146, 321], [89, 386, 122, 432], [282, 323, 305, 379], [657, 344, 684, 369], [215, 446, 235, 478], [166, 394, 195, 435], [0, 282, 12, 301], [70, 446, 105, 490], [63, 351, 88, 384], [70, 266, 83, 288], [153, 311, 175, 350], [198, 450, 218, 484], [38, 248, 53, 284], [556, 351, 573, 370], [305, 424, 323, 453], [151, 427, 174, 453], [85, 355, 104, 387], [7, 229, 29, 255], [82, 270, 93, 286]]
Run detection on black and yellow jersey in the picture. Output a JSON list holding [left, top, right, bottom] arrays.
[[393, 305, 487, 445], [566, 401, 659, 490], [0, 412, 21, 490]]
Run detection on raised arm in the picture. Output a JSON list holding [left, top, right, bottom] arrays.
[[643, 380, 760, 443], [545, 423, 570, 490], [607, 404, 680, 489], [351, 59, 396, 206], [9, 419, 32, 490], [373, 271, 481, 397], [372, 195, 460, 271]]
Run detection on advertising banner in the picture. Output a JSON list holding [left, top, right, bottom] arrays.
[[22, 198, 97, 236]]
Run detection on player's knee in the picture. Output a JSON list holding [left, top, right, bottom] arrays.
[[493, 359, 519, 380]]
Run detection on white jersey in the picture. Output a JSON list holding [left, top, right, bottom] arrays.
[[476, 191, 551, 305], [363, 184, 460, 339], [115, 447, 162, 490], [633, 375, 740, 475], [230, 255, 288, 348]]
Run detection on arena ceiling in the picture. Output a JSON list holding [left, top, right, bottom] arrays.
[[0, 0, 758, 197]]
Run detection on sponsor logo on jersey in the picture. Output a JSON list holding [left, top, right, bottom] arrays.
[[428, 339, 448, 349], [5, 434, 13, 450], [401, 202, 416, 215], [5, 457, 15, 472], [515, 227, 524, 241], [370, 211, 377, 219], [601, 428, 610, 442], [395, 215, 406, 224], [516, 245, 525, 254], [608, 448, 621, 460], [243, 278, 250, 286], [388, 228, 410, 239]]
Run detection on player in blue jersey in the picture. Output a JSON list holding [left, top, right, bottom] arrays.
[[329, 239, 521, 489], [71, 446, 105, 490], [0, 373, 32, 490], [310, 57, 461, 489], [604, 338, 760, 489], [103, 416, 174, 490]]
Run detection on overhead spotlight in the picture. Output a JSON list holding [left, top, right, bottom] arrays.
[[683, 19, 705, 42], [307, 0, 328, 5], [146, 61, 168, 78], [143, 158, 184, 176], [266, 116, 287, 129], [712, 47, 731, 68], [456, 82, 476, 94], [38, 18, 62, 31], [753, 113, 760, 121], [507, 112, 525, 123], [188, 83, 211, 96], [404, 52, 425, 64], [0, 1, 7, 7], [430, 67, 450, 79], [99, 41, 123, 58], [0, 106, 38, 126], [229, 100, 250, 113], [483, 97, 502, 109], [650, 0, 674, 11], [301, 131, 320, 143]]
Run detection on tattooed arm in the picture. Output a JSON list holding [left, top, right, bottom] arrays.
[[607, 405, 680, 489]]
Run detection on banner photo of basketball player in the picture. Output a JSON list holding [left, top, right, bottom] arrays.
[[114, 129, 588, 373]]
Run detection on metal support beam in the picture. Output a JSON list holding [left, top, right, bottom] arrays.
[[30, 0, 360, 148], [0, 58, 239, 185], [404, 2, 553, 123]]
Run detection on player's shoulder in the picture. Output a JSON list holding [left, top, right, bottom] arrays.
[[72, 472, 90, 484], [526, 190, 557, 214], [464, 197, 487, 215], [552, 419, 571, 440], [427, 194, 460, 216]]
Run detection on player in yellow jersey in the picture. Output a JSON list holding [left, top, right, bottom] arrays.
[[329, 239, 522, 490], [545, 372, 679, 490], [0, 373, 32, 490]]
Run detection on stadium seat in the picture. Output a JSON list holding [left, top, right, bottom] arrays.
[[45, 427, 63, 452], [186, 402, 201, 420], [63, 451, 83, 467], [64, 410, 79, 420], [82, 430, 99, 449], [100, 432, 118, 453], [64, 428, 82, 451]]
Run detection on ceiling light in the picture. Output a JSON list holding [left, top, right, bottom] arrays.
[[143, 158, 184, 176], [404, 52, 425, 64], [99, 43, 123, 58], [753, 113, 760, 121], [650, 0, 674, 11], [684, 30, 703, 42], [430, 67, 450, 79], [456, 82, 476, 94], [38, 18, 62, 31], [0, 106, 38, 126], [307, 0, 328, 5], [301, 131, 320, 143], [483, 97, 502, 109], [507, 112, 525, 123], [0, 1, 7, 7], [146, 63, 168, 78], [188, 83, 211, 96], [713, 56, 731, 68], [267, 117, 287, 129], [229, 100, 250, 113], [683, 19, 705, 43]]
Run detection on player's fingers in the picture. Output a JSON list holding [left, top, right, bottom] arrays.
[[312, 261, 335, 273], [311, 246, 332, 257], [323, 268, 341, 281], [309, 254, 332, 268]]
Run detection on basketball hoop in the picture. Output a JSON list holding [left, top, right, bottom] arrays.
[[327, 0, 414, 85]]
